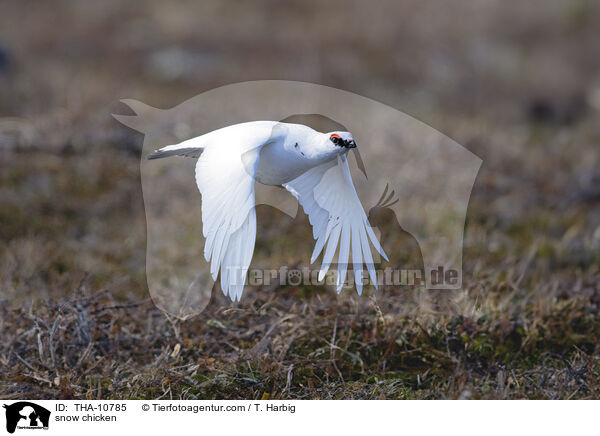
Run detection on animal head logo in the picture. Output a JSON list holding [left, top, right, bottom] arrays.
[[3, 402, 50, 434], [114, 80, 481, 318]]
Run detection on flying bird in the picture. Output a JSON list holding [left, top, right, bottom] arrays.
[[148, 121, 387, 300]]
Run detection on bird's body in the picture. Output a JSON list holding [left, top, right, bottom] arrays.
[[149, 121, 386, 300], [255, 123, 335, 185]]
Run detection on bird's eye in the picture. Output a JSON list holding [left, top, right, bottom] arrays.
[[330, 134, 341, 144]]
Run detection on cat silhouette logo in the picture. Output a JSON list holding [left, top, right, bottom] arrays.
[[3, 402, 50, 433]]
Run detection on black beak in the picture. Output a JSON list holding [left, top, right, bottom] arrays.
[[345, 140, 356, 149]]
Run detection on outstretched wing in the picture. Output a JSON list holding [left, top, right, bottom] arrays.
[[194, 143, 259, 301], [149, 121, 286, 301], [284, 154, 387, 294]]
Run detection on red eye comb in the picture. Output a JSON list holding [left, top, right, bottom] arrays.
[[330, 134, 341, 139]]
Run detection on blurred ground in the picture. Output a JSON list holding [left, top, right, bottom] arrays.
[[1, 0, 600, 399]]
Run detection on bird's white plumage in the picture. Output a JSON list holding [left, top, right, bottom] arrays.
[[284, 154, 387, 295], [148, 121, 386, 299], [195, 146, 256, 301], [193, 123, 279, 301]]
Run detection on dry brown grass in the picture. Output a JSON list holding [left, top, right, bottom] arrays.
[[2, 275, 600, 399]]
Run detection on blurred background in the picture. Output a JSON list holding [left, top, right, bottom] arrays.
[[1, 0, 599, 399]]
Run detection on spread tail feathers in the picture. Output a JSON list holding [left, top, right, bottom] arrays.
[[147, 140, 204, 160]]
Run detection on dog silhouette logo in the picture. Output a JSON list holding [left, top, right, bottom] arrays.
[[3, 402, 50, 433]]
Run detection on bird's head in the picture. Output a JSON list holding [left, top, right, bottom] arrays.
[[327, 131, 356, 151], [297, 129, 357, 163]]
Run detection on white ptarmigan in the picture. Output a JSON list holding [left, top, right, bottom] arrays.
[[148, 121, 387, 300]]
